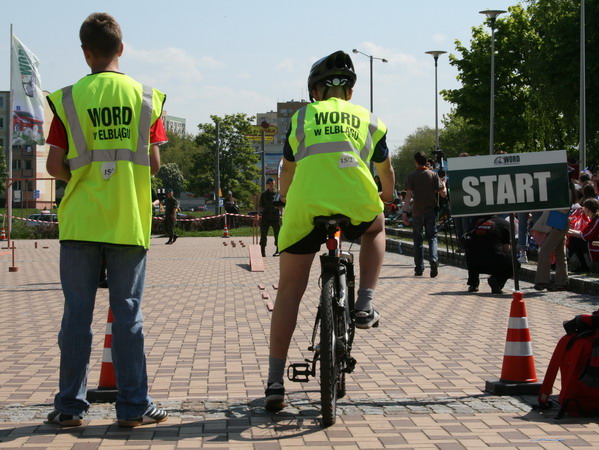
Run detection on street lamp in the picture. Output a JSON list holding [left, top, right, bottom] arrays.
[[351, 48, 388, 113], [580, 0, 586, 171], [479, 9, 507, 155], [425, 51, 447, 153]]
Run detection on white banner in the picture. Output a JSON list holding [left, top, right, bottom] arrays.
[[11, 34, 45, 146]]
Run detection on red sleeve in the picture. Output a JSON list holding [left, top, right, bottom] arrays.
[[151, 117, 168, 145], [46, 116, 68, 150], [582, 218, 599, 241]]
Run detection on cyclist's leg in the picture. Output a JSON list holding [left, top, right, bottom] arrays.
[[268, 251, 316, 367], [357, 213, 385, 291], [355, 213, 384, 327]]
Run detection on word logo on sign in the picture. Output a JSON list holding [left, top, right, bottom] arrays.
[[493, 155, 521, 166]]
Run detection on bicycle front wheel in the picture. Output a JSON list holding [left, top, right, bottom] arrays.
[[320, 272, 338, 427]]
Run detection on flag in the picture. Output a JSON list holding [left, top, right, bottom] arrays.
[[11, 33, 45, 146]]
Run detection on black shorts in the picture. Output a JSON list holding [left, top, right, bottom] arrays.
[[282, 216, 377, 255]]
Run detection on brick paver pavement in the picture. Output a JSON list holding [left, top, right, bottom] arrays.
[[1, 236, 599, 448]]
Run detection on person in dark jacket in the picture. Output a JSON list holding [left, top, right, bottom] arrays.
[[464, 215, 518, 294], [258, 178, 281, 257]]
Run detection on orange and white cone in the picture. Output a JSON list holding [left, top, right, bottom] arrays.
[[87, 308, 118, 403], [485, 291, 541, 395], [0, 227, 6, 241], [500, 291, 538, 383], [223, 223, 230, 238]]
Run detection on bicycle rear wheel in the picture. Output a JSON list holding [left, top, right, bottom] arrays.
[[320, 272, 338, 427]]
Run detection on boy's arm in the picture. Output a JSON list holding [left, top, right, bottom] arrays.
[[46, 146, 71, 182], [150, 144, 161, 175], [373, 156, 395, 204]]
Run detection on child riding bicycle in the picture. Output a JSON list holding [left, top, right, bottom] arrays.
[[265, 50, 395, 411]]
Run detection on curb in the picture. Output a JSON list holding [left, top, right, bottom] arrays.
[[385, 227, 599, 296]]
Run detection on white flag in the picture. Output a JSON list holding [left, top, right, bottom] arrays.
[[11, 34, 45, 146]]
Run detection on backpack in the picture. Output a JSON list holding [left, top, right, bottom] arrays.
[[537, 311, 599, 418]]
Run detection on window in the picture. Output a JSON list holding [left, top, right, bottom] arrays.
[[13, 159, 21, 170], [0, 117, 4, 129], [14, 181, 21, 190], [25, 159, 32, 170], [0, 97, 4, 107]]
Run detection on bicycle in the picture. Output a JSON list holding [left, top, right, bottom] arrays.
[[287, 214, 363, 427]]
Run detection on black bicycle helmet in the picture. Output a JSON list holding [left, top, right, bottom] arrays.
[[307, 50, 357, 101]]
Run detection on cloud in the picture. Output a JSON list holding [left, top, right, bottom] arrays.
[[432, 33, 447, 43], [124, 43, 225, 86], [276, 58, 295, 72]]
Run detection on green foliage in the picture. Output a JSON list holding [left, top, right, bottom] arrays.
[[191, 113, 261, 208], [442, 1, 599, 161], [160, 131, 202, 181], [156, 162, 186, 196], [391, 126, 436, 189]]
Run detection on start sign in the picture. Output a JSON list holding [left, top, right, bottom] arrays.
[[447, 150, 570, 217]]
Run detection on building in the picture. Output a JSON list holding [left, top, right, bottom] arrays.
[[254, 99, 309, 185], [0, 91, 8, 152], [163, 113, 186, 136]]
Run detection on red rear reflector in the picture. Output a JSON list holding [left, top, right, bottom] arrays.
[[326, 238, 337, 250]]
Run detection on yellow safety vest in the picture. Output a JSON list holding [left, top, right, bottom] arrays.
[[279, 97, 386, 251], [47, 72, 165, 248]]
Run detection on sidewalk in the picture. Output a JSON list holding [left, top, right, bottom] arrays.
[[1, 236, 599, 448]]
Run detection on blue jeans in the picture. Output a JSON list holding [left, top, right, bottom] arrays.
[[412, 210, 438, 273], [517, 211, 543, 250], [55, 241, 153, 419]]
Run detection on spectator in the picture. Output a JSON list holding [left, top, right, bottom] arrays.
[[258, 178, 281, 257], [164, 189, 179, 244], [402, 151, 447, 277], [224, 190, 240, 228], [464, 215, 517, 294], [568, 198, 599, 269], [534, 181, 577, 291]]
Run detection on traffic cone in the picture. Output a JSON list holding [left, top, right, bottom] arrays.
[[87, 308, 118, 403], [223, 223, 230, 238], [485, 291, 541, 395], [0, 227, 6, 241]]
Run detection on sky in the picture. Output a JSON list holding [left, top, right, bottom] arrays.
[[2, 0, 520, 149]]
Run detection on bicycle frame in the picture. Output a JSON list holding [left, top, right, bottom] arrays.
[[287, 216, 357, 409]]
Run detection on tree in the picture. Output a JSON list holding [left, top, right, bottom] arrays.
[[442, 1, 599, 162], [156, 162, 186, 196], [391, 126, 436, 189], [191, 113, 260, 208], [160, 131, 201, 182]]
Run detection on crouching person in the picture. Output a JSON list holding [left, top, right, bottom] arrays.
[[464, 215, 518, 294]]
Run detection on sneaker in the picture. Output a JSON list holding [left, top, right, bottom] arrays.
[[468, 285, 479, 293], [165, 240, 172, 245], [355, 309, 380, 329], [518, 254, 528, 264], [172, 234, 179, 243], [414, 270, 423, 277], [273, 251, 280, 257], [47, 409, 83, 427], [118, 405, 168, 428], [533, 283, 549, 291], [264, 382, 286, 411], [430, 261, 438, 278]]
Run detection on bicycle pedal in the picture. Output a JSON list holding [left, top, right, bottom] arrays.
[[287, 363, 311, 383]]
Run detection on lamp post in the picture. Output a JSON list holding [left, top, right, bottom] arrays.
[[425, 51, 446, 153], [479, 9, 506, 155], [214, 118, 220, 215], [351, 49, 388, 113], [580, 0, 586, 171]]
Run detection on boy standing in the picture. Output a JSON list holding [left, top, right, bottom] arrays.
[[45, 12, 168, 427]]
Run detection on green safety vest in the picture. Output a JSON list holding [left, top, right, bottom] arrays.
[[279, 97, 386, 251], [47, 72, 165, 248]]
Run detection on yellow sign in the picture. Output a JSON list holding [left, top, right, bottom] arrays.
[[246, 135, 274, 143], [248, 124, 278, 136]]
